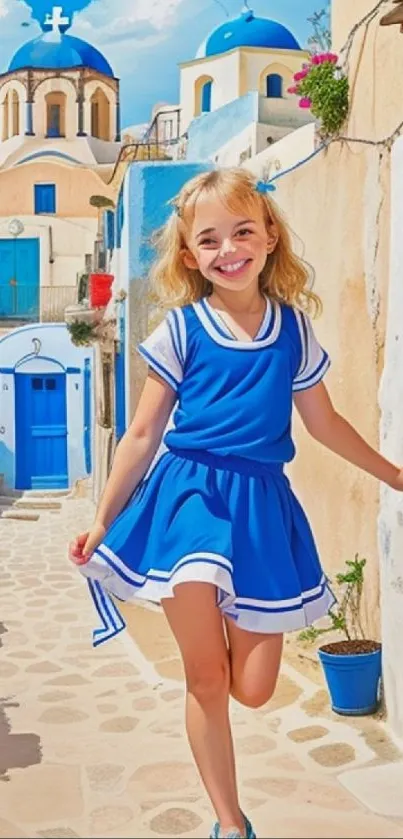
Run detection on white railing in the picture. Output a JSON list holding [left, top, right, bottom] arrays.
[[40, 286, 78, 322]]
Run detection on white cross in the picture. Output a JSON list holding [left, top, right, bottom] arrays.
[[44, 6, 70, 34]]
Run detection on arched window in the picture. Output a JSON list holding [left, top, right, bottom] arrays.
[[194, 75, 214, 117], [201, 80, 212, 113], [90, 88, 110, 140], [12, 90, 19, 135], [2, 93, 9, 141], [266, 73, 283, 99], [46, 92, 66, 137]]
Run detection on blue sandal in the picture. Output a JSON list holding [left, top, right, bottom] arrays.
[[210, 814, 256, 838]]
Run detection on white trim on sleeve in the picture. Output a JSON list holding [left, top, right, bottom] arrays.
[[293, 309, 330, 392], [137, 308, 185, 392]]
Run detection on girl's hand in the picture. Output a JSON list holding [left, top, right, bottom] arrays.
[[69, 522, 106, 566]]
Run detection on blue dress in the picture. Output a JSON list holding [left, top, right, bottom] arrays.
[[80, 296, 336, 646]]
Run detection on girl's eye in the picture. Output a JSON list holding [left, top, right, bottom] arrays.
[[200, 238, 217, 247], [237, 228, 253, 237]]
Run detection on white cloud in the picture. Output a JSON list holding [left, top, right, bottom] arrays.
[[0, 0, 14, 18], [73, 0, 188, 46]]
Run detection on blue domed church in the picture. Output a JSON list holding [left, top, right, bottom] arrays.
[[0, 6, 121, 327], [178, 3, 313, 163], [2, 6, 120, 144], [0, 7, 121, 492]]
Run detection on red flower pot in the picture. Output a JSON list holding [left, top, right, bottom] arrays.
[[90, 272, 113, 308]]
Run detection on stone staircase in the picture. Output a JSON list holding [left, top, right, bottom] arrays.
[[0, 475, 70, 521]]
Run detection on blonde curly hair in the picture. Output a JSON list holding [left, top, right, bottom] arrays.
[[150, 167, 321, 316]]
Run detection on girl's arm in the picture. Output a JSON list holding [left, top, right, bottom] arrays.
[[293, 381, 403, 490], [94, 371, 176, 529]]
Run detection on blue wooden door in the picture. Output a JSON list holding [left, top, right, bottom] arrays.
[[0, 238, 39, 320], [15, 373, 68, 490]]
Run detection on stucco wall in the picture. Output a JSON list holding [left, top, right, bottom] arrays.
[[186, 92, 258, 161], [239, 48, 308, 98], [331, 0, 373, 53], [245, 122, 316, 181], [241, 0, 403, 644], [378, 135, 403, 739], [180, 52, 240, 133], [244, 138, 389, 638], [186, 90, 313, 163], [0, 161, 108, 217], [332, 1, 403, 145], [0, 161, 109, 297], [180, 46, 311, 135]]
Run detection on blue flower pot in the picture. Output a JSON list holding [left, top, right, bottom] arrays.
[[318, 642, 382, 716]]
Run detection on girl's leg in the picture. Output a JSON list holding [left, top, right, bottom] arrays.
[[162, 582, 244, 834], [225, 619, 283, 708]]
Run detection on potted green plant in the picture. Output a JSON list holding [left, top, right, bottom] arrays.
[[67, 319, 97, 347], [299, 555, 382, 716]]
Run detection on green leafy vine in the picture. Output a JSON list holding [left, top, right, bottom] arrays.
[[288, 52, 349, 138]]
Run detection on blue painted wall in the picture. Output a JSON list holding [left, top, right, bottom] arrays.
[[186, 92, 259, 161], [113, 160, 213, 435], [128, 161, 213, 280]]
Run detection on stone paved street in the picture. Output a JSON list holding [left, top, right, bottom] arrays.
[[1, 491, 403, 838]]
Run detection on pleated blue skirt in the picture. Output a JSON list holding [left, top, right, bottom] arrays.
[[80, 448, 336, 646]]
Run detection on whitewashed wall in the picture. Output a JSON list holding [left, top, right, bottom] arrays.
[[378, 135, 403, 740]]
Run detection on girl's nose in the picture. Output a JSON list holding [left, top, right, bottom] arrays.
[[219, 238, 236, 256]]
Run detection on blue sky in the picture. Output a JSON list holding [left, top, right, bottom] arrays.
[[0, 0, 321, 127]]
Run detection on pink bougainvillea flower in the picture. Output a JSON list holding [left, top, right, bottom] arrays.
[[294, 69, 309, 81], [287, 85, 298, 94], [299, 97, 312, 109], [312, 51, 339, 65]]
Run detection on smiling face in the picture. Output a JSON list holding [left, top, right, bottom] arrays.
[[182, 195, 278, 295]]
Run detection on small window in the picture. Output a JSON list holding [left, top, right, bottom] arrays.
[[45, 379, 56, 390], [266, 74, 283, 99], [201, 80, 212, 113], [32, 378, 43, 390], [105, 210, 115, 250], [47, 104, 61, 137], [34, 183, 56, 214]]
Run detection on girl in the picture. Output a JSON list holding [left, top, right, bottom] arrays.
[[70, 168, 403, 839]]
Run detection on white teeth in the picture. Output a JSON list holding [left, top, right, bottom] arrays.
[[219, 260, 247, 273]]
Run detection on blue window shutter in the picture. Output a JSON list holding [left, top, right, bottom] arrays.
[[201, 81, 212, 113], [266, 74, 283, 98], [34, 184, 56, 214], [105, 210, 115, 250]]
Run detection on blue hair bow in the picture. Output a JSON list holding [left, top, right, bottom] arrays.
[[256, 180, 276, 194]]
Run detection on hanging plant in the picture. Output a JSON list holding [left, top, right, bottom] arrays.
[[67, 319, 97, 347], [288, 52, 349, 138]]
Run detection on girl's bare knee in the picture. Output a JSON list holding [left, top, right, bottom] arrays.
[[186, 657, 230, 704], [230, 676, 278, 709]]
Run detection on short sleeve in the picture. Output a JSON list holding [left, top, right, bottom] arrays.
[[137, 307, 186, 393], [292, 310, 330, 392]]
